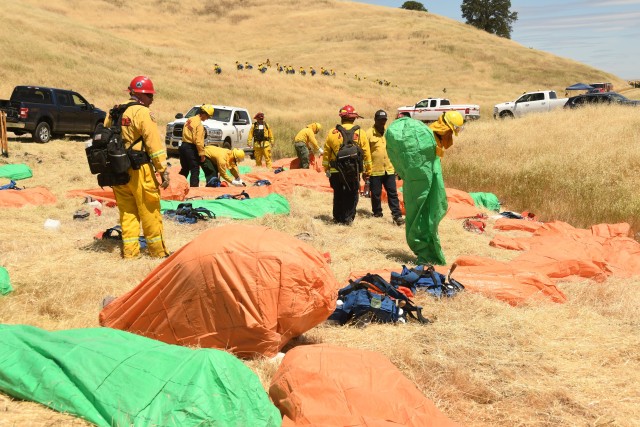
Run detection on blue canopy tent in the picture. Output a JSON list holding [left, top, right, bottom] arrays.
[[566, 83, 594, 91]]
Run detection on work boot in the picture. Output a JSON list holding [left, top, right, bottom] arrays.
[[393, 216, 405, 226], [373, 212, 383, 218]]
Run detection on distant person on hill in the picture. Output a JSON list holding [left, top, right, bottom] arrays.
[[366, 110, 404, 226], [429, 111, 464, 158], [249, 112, 275, 169], [293, 123, 323, 169], [235, 61, 243, 71], [214, 64, 222, 74], [104, 76, 170, 259], [201, 146, 246, 187], [322, 105, 372, 225], [179, 104, 214, 187]]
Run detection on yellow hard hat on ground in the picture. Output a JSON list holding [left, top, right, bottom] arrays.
[[443, 111, 464, 135], [232, 148, 245, 163], [200, 104, 215, 117]]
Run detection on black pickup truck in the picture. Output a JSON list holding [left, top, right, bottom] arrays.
[[0, 86, 106, 143]]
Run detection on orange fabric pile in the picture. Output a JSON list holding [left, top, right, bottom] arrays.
[[0, 187, 57, 208], [99, 225, 338, 358], [269, 344, 460, 427]]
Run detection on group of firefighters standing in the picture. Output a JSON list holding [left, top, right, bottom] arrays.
[[103, 75, 464, 262]]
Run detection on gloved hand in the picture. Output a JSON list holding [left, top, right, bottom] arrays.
[[325, 171, 331, 178], [318, 148, 324, 155], [231, 179, 244, 187], [160, 170, 170, 189]]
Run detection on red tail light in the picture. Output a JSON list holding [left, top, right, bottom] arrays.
[[19, 108, 29, 119], [465, 108, 470, 114]]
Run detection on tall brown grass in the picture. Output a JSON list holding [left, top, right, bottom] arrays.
[[1, 1, 639, 425]]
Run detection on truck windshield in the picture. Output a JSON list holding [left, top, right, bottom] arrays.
[[185, 106, 232, 122]]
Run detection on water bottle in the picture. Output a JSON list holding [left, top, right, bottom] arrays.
[[363, 179, 371, 198]]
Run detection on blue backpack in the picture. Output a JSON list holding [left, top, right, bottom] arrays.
[[328, 273, 430, 326], [390, 264, 464, 298], [0, 180, 21, 191], [253, 179, 272, 186]]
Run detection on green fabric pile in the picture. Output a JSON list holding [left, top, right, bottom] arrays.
[[386, 117, 448, 265], [0, 267, 12, 296], [0, 163, 33, 180], [0, 325, 281, 426], [161, 192, 290, 220]]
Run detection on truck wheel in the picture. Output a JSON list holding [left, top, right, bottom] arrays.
[[223, 138, 232, 149], [499, 111, 514, 119], [33, 122, 51, 143]]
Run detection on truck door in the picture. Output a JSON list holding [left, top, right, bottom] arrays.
[[55, 91, 75, 132], [70, 92, 93, 133], [233, 110, 251, 148], [527, 92, 547, 114], [513, 93, 534, 117]]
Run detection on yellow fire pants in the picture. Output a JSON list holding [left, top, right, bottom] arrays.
[[113, 164, 169, 259], [253, 142, 272, 169]]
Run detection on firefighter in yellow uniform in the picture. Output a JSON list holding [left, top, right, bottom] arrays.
[[322, 105, 372, 225], [293, 122, 322, 169], [201, 146, 246, 186], [180, 104, 213, 187], [104, 76, 170, 259], [429, 110, 465, 158], [248, 112, 275, 169]]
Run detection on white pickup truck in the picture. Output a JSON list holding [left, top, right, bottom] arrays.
[[494, 90, 568, 119], [165, 104, 252, 156], [397, 98, 480, 121]]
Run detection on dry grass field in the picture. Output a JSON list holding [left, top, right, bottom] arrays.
[[1, 1, 639, 426]]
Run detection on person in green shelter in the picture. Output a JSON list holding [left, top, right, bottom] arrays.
[[385, 114, 462, 265]]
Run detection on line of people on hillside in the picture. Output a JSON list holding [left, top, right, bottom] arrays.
[[98, 75, 464, 265]]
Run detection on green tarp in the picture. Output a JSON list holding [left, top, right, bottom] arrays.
[[0, 164, 32, 181], [386, 117, 448, 265], [161, 193, 290, 219], [470, 192, 501, 212], [188, 165, 253, 183], [0, 267, 12, 296], [0, 325, 281, 427]]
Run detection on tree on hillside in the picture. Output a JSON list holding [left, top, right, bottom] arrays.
[[461, 0, 518, 39], [401, 1, 428, 12]]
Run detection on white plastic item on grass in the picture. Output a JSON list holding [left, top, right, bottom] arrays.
[[44, 219, 61, 230]]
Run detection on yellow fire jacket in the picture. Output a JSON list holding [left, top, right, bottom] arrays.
[[182, 115, 206, 157], [365, 126, 395, 177], [248, 122, 274, 147], [322, 123, 372, 175], [203, 146, 240, 183], [104, 99, 167, 174], [429, 116, 454, 158], [294, 124, 320, 152]]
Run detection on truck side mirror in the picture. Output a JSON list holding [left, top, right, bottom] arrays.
[[175, 113, 184, 119]]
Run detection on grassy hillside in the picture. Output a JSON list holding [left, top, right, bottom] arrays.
[[0, 0, 629, 128], [1, 1, 639, 426]]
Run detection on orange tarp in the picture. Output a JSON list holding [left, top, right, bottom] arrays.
[[445, 188, 484, 220], [493, 220, 640, 281], [269, 344, 460, 427], [0, 187, 57, 208], [272, 154, 324, 172], [99, 225, 338, 358], [244, 168, 332, 195]]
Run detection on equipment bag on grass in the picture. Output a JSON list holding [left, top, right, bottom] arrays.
[[390, 264, 465, 298], [164, 202, 216, 224], [329, 273, 429, 325]]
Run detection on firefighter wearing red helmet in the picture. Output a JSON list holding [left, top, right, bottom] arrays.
[[102, 75, 170, 259], [248, 112, 275, 168], [322, 105, 372, 225]]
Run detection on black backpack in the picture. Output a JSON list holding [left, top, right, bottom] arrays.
[[86, 102, 148, 187], [252, 122, 267, 143], [330, 125, 364, 187]]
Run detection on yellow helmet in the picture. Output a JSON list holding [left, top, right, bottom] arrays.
[[310, 122, 322, 133], [200, 104, 214, 117], [232, 148, 245, 163], [443, 111, 464, 135]]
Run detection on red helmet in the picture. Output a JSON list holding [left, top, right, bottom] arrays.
[[254, 112, 264, 120], [128, 76, 156, 94], [338, 105, 362, 119]]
